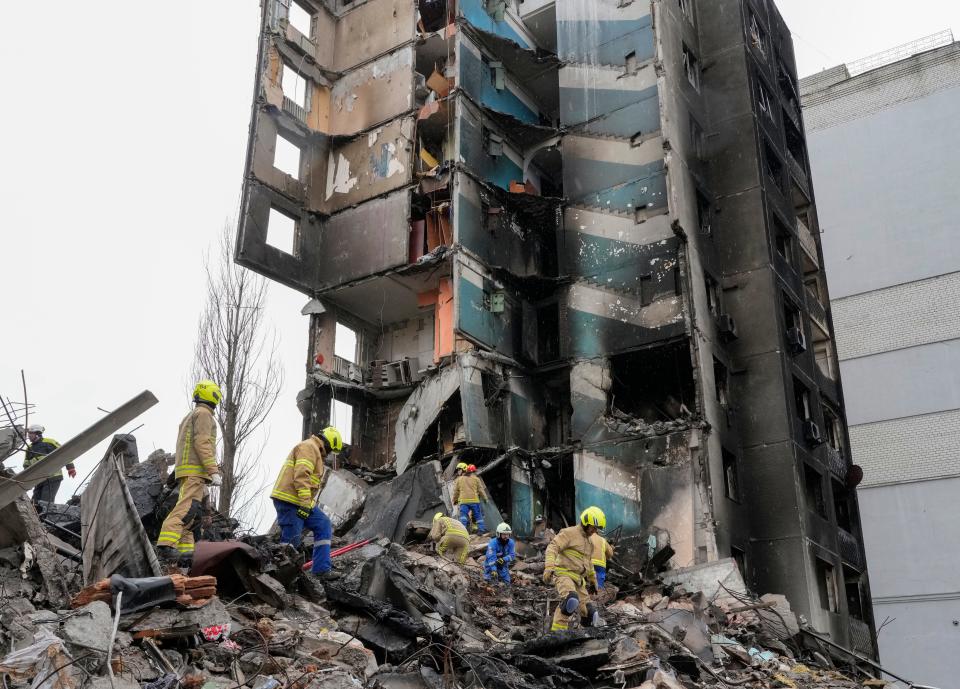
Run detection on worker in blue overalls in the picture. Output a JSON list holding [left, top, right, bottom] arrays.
[[483, 522, 516, 584]]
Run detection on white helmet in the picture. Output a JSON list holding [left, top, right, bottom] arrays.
[[496, 522, 512, 535], [26, 424, 44, 434]]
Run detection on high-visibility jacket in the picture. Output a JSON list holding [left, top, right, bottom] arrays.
[[452, 475, 487, 505], [545, 525, 598, 587], [590, 534, 614, 568], [173, 404, 219, 480], [429, 516, 468, 543], [271, 435, 326, 508], [23, 437, 73, 479]]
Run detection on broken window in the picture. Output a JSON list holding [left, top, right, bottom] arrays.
[[757, 80, 774, 122], [763, 142, 785, 194], [783, 298, 805, 354], [288, 1, 313, 37], [832, 478, 853, 532], [844, 566, 865, 620], [610, 341, 696, 423], [722, 448, 740, 502], [775, 221, 794, 267], [714, 358, 729, 409], [804, 464, 826, 518], [793, 377, 811, 422], [682, 44, 701, 92], [689, 115, 705, 160], [335, 322, 359, 364], [816, 557, 838, 612], [785, 116, 806, 166], [330, 399, 354, 444], [749, 14, 767, 58], [678, 0, 694, 24], [696, 190, 712, 236], [823, 408, 842, 452], [273, 133, 302, 179], [483, 128, 504, 157], [705, 273, 721, 317], [489, 61, 505, 90], [266, 208, 297, 255], [731, 545, 747, 578], [536, 302, 561, 363]]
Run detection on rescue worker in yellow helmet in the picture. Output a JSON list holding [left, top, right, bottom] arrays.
[[455, 462, 468, 476], [23, 424, 75, 506], [544, 506, 605, 631], [156, 381, 222, 566], [271, 426, 343, 579], [452, 463, 488, 532], [591, 533, 615, 589], [428, 512, 470, 564]]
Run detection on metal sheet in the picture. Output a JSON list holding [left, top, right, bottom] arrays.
[[0, 391, 159, 509], [81, 453, 163, 584], [394, 364, 461, 475]]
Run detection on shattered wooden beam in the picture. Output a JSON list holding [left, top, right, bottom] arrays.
[[0, 390, 159, 508]]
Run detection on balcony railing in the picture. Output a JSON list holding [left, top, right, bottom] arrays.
[[838, 528, 864, 568], [825, 445, 847, 479], [806, 286, 828, 330], [849, 618, 875, 656], [282, 96, 307, 124]]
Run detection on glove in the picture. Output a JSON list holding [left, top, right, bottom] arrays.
[[496, 558, 505, 566], [543, 568, 554, 584], [297, 506, 311, 520], [210, 474, 222, 486], [67, 468, 77, 479]]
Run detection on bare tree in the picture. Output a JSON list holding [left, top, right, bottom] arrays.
[[192, 224, 283, 522]]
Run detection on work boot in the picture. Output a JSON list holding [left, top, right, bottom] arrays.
[[179, 555, 194, 573], [584, 603, 603, 628], [562, 592, 580, 615], [155, 545, 179, 566], [312, 570, 342, 582]]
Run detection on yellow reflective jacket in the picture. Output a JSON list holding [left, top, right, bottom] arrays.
[[271, 435, 326, 508], [429, 516, 468, 543], [546, 525, 598, 586], [23, 437, 73, 479], [590, 534, 614, 568], [452, 475, 488, 504], [173, 404, 219, 480]]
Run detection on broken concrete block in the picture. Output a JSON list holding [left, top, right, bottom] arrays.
[[62, 601, 114, 652], [661, 558, 747, 607], [303, 629, 379, 677], [318, 469, 368, 534], [759, 593, 801, 637], [89, 677, 139, 689]]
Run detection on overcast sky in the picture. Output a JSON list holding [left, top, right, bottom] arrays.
[[1, 0, 957, 530]]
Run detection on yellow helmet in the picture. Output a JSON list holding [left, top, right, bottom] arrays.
[[434, 512, 445, 522], [193, 380, 222, 406], [580, 506, 606, 531], [321, 426, 344, 453], [456, 462, 468, 472]]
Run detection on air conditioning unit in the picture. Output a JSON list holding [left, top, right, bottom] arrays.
[[717, 313, 738, 342], [804, 419, 824, 445], [786, 326, 807, 354]]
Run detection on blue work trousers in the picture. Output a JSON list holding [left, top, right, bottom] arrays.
[[595, 565, 607, 589], [458, 503, 485, 532], [273, 499, 332, 574]]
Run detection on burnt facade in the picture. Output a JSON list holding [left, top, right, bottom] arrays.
[[237, 0, 874, 653]]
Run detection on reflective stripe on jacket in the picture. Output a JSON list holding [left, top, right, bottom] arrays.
[[23, 437, 72, 479], [545, 525, 598, 587], [452, 475, 488, 504], [271, 435, 326, 508], [428, 516, 468, 543], [174, 405, 219, 479], [590, 534, 614, 568]]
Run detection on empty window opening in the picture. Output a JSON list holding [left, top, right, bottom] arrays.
[[705, 273, 722, 317], [288, 1, 313, 37], [714, 358, 729, 408], [804, 464, 826, 518], [844, 566, 865, 620], [722, 448, 740, 502], [536, 303, 561, 363], [785, 117, 806, 165], [610, 341, 696, 424], [749, 14, 767, 57], [784, 298, 805, 354], [816, 557, 838, 612], [335, 322, 358, 364], [833, 479, 854, 532], [823, 409, 842, 452], [793, 377, 812, 422], [266, 208, 297, 255], [282, 64, 308, 108], [330, 399, 354, 445], [757, 80, 774, 121], [696, 190, 712, 235], [624, 51, 638, 75], [682, 44, 701, 91], [731, 546, 747, 578], [273, 134, 302, 179], [639, 275, 654, 306], [763, 142, 784, 193], [775, 222, 794, 266]]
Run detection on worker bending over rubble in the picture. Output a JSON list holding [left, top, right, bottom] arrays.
[[429, 512, 470, 564], [271, 426, 343, 580], [544, 506, 606, 631], [24, 424, 75, 505], [156, 381, 222, 566], [453, 463, 487, 533], [591, 533, 614, 589], [484, 522, 516, 583]]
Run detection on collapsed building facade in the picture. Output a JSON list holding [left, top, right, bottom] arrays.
[[236, 0, 875, 657]]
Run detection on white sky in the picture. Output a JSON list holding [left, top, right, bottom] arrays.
[[0, 0, 957, 530]]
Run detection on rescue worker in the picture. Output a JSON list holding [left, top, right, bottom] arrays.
[[452, 463, 487, 533], [271, 427, 343, 580], [544, 506, 606, 631], [428, 512, 470, 564], [591, 533, 615, 589], [484, 522, 516, 583], [156, 381, 222, 566], [24, 424, 76, 506], [455, 461, 468, 476]]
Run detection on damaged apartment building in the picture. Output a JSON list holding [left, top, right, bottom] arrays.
[[236, 0, 876, 656]]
